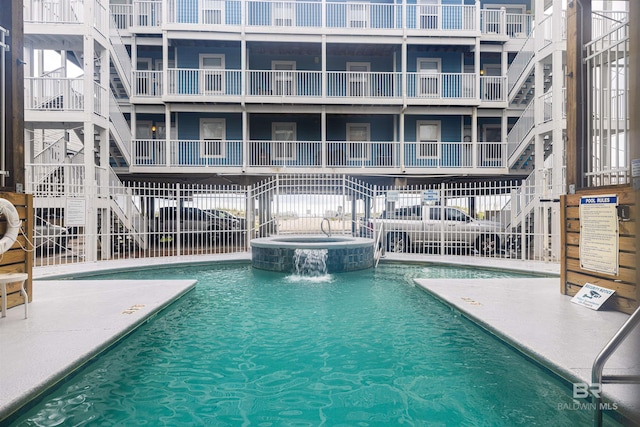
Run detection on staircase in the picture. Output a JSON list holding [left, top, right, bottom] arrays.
[[109, 12, 132, 98], [109, 91, 132, 167]]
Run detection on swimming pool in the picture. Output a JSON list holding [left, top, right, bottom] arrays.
[[11, 263, 597, 426]]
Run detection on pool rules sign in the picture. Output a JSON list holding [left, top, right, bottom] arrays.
[[579, 195, 618, 275]]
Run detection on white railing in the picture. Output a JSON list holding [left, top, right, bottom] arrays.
[[133, 0, 162, 27], [130, 139, 512, 170], [132, 139, 166, 166], [133, 70, 163, 97], [110, 3, 132, 30], [592, 10, 628, 40], [480, 9, 504, 35], [405, 4, 476, 31], [506, 13, 532, 38], [166, 69, 242, 96], [507, 33, 535, 95], [247, 70, 323, 97], [585, 21, 629, 187], [164, 1, 479, 32], [94, 82, 107, 117], [507, 99, 535, 158], [24, 0, 84, 23], [326, 72, 402, 98], [404, 142, 473, 168], [538, 90, 553, 124], [406, 73, 476, 100], [325, 2, 402, 29], [26, 175, 562, 266], [94, 0, 107, 35], [33, 137, 66, 164], [480, 76, 506, 102], [26, 163, 86, 196], [539, 14, 553, 48], [171, 140, 244, 167], [477, 142, 505, 168], [25, 77, 84, 110], [109, 92, 132, 162], [109, 12, 133, 93]]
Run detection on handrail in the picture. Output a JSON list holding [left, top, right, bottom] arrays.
[[373, 221, 384, 267], [321, 217, 331, 237], [591, 304, 640, 426]]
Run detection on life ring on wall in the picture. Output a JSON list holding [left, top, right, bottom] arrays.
[[0, 198, 21, 254]]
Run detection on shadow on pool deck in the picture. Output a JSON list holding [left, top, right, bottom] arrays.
[[0, 254, 637, 425]]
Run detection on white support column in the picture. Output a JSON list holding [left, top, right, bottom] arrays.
[[321, 107, 326, 168], [162, 31, 168, 97], [471, 108, 478, 167], [165, 104, 171, 168]]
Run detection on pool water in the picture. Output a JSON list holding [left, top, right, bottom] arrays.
[[12, 264, 598, 426]]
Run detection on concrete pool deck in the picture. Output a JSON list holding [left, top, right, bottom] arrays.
[[0, 253, 638, 425]]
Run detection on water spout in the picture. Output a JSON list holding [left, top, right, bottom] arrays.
[[293, 248, 328, 276]]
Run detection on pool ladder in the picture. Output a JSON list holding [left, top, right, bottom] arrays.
[[321, 217, 331, 237], [591, 304, 640, 426]]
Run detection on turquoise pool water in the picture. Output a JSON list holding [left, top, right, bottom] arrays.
[[12, 264, 597, 426]]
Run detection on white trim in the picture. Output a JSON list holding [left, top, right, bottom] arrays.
[[200, 0, 225, 25], [273, 1, 295, 26], [416, 120, 440, 160], [200, 118, 226, 159]]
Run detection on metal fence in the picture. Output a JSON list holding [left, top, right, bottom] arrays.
[[29, 174, 559, 267]]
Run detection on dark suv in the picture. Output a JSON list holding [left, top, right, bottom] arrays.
[[150, 207, 223, 244]]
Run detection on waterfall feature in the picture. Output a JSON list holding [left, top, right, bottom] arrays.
[[293, 248, 328, 276]]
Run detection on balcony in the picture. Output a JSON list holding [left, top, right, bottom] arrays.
[[131, 139, 507, 172], [106, 1, 532, 38], [157, 69, 488, 104]]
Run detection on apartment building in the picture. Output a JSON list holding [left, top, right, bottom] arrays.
[[19, 0, 628, 262]]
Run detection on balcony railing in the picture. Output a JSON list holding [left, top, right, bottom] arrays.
[[133, 70, 163, 97], [25, 0, 84, 23], [406, 73, 476, 100], [480, 76, 506, 102], [166, 69, 242, 96], [159, 69, 486, 102], [25, 77, 85, 110], [507, 99, 535, 158], [132, 139, 506, 170]]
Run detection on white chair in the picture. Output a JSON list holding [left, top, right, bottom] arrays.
[[0, 272, 29, 319]]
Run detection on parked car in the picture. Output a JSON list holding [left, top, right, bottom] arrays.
[[34, 217, 69, 253], [150, 207, 224, 245], [205, 209, 246, 231], [369, 205, 503, 255]]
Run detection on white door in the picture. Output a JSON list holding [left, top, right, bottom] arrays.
[[272, 123, 296, 160], [417, 58, 441, 97], [347, 62, 370, 97], [200, 55, 225, 94], [273, 2, 294, 26], [347, 123, 370, 161], [200, 118, 226, 158], [417, 121, 440, 160], [272, 61, 296, 96]]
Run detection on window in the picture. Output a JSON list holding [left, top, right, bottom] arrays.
[[200, 54, 225, 94], [201, 0, 224, 24], [445, 208, 469, 222], [200, 118, 225, 158], [272, 123, 296, 161], [347, 123, 370, 161], [417, 58, 441, 97], [272, 61, 295, 96], [417, 121, 440, 159], [347, 62, 370, 97]]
